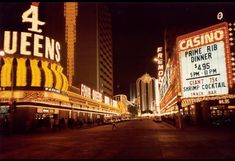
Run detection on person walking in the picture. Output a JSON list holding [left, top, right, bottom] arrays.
[[112, 118, 117, 131]]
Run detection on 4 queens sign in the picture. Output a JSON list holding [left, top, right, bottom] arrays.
[[176, 22, 232, 98]]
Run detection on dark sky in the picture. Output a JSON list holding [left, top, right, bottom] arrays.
[[0, 2, 66, 64], [1, 2, 235, 100], [110, 2, 235, 99]]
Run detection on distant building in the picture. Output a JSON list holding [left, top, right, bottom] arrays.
[[136, 73, 160, 116], [113, 94, 134, 115], [75, 3, 113, 97], [129, 82, 136, 103]]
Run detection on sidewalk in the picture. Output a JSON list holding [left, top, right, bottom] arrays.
[[0, 123, 107, 137], [160, 121, 177, 129], [161, 120, 235, 133]]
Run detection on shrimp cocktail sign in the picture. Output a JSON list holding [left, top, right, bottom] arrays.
[[177, 22, 230, 98], [2, 2, 61, 62]]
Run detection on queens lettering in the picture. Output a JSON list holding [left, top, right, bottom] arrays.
[[1, 4, 61, 62], [3, 31, 61, 62]]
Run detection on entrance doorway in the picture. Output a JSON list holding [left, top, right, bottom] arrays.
[[210, 105, 235, 126]]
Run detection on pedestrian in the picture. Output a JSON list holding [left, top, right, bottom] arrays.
[[112, 119, 117, 131], [50, 117, 54, 130], [54, 119, 59, 131], [3, 115, 9, 134]]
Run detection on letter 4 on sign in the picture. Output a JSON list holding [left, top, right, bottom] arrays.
[[22, 4, 45, 33]]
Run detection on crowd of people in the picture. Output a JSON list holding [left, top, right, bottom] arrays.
[[0, 114, 105, 134]]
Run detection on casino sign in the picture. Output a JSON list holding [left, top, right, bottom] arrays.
[[0, 3, 69, 103], [177, 22, 232, 99]]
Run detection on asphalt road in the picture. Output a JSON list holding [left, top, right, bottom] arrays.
[[1, 119, 235, 159]]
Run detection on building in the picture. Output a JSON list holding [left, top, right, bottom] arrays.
[[0, 2, 70, 132], [136, 73, 160, 116], [0, 3, 120, 133], [159, 22, 235, 128], [113, 94, 129, 113], [129, 82, 136, 103], [75, 3, 113, 98]]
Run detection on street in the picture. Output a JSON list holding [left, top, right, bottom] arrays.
[[1, 119, 235, 159]]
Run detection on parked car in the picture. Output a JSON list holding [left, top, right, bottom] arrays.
[[211, 118, 231, 126], [103, 118, 112, 124], [153, 116, 162, 122]]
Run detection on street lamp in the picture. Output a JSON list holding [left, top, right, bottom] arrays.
[[153, 57, 158, 63], [153, 57, 159, 80], [0, 50, 5, 57], [177, 94, 183, 129]]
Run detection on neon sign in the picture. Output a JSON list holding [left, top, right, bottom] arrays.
[[2, 3, 61, 62], [156, 47, 164, 84], [177, 22, 230, 98]]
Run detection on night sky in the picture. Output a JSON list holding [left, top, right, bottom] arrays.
[[1, 2, 235, 100], [111, 2, 235, 99]]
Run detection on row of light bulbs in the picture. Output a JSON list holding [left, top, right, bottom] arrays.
[[228, 22, 235, 81], [229, 23, 235, 46]]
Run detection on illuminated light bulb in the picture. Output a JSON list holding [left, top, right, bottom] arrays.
[[231, 57, 235, 61], [233, 23, 235, 26], [229, 28, 233, 31], [230, 38, 234, 41], [0, 50, 5, 56], [229, 32, 233, 36], [231, 52, 235, 56], [230, 42, 234, 46], [232, 62, 235, 66], [229, 23, 232, 26], [233, 73, 235, 76]]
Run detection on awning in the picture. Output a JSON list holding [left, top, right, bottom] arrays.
[[181, 94, 235, 107]]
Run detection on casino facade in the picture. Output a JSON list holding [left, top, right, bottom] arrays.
[[159, 22, 235, 127], [0, 3, 122, 132]]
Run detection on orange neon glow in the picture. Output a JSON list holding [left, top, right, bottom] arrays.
[[31, 2, 39, 6]]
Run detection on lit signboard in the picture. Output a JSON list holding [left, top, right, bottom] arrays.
[[104, 96, 110, 105], [1, 3, 61, 62], [92, 89, 102, 102], [159, 59, 171, 99], [156, 47, 164, 84], [81, 84, 91, 98], [113, 100, 118, 108], [0, 3, 68, 93], [177, 22, 231, 98]]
